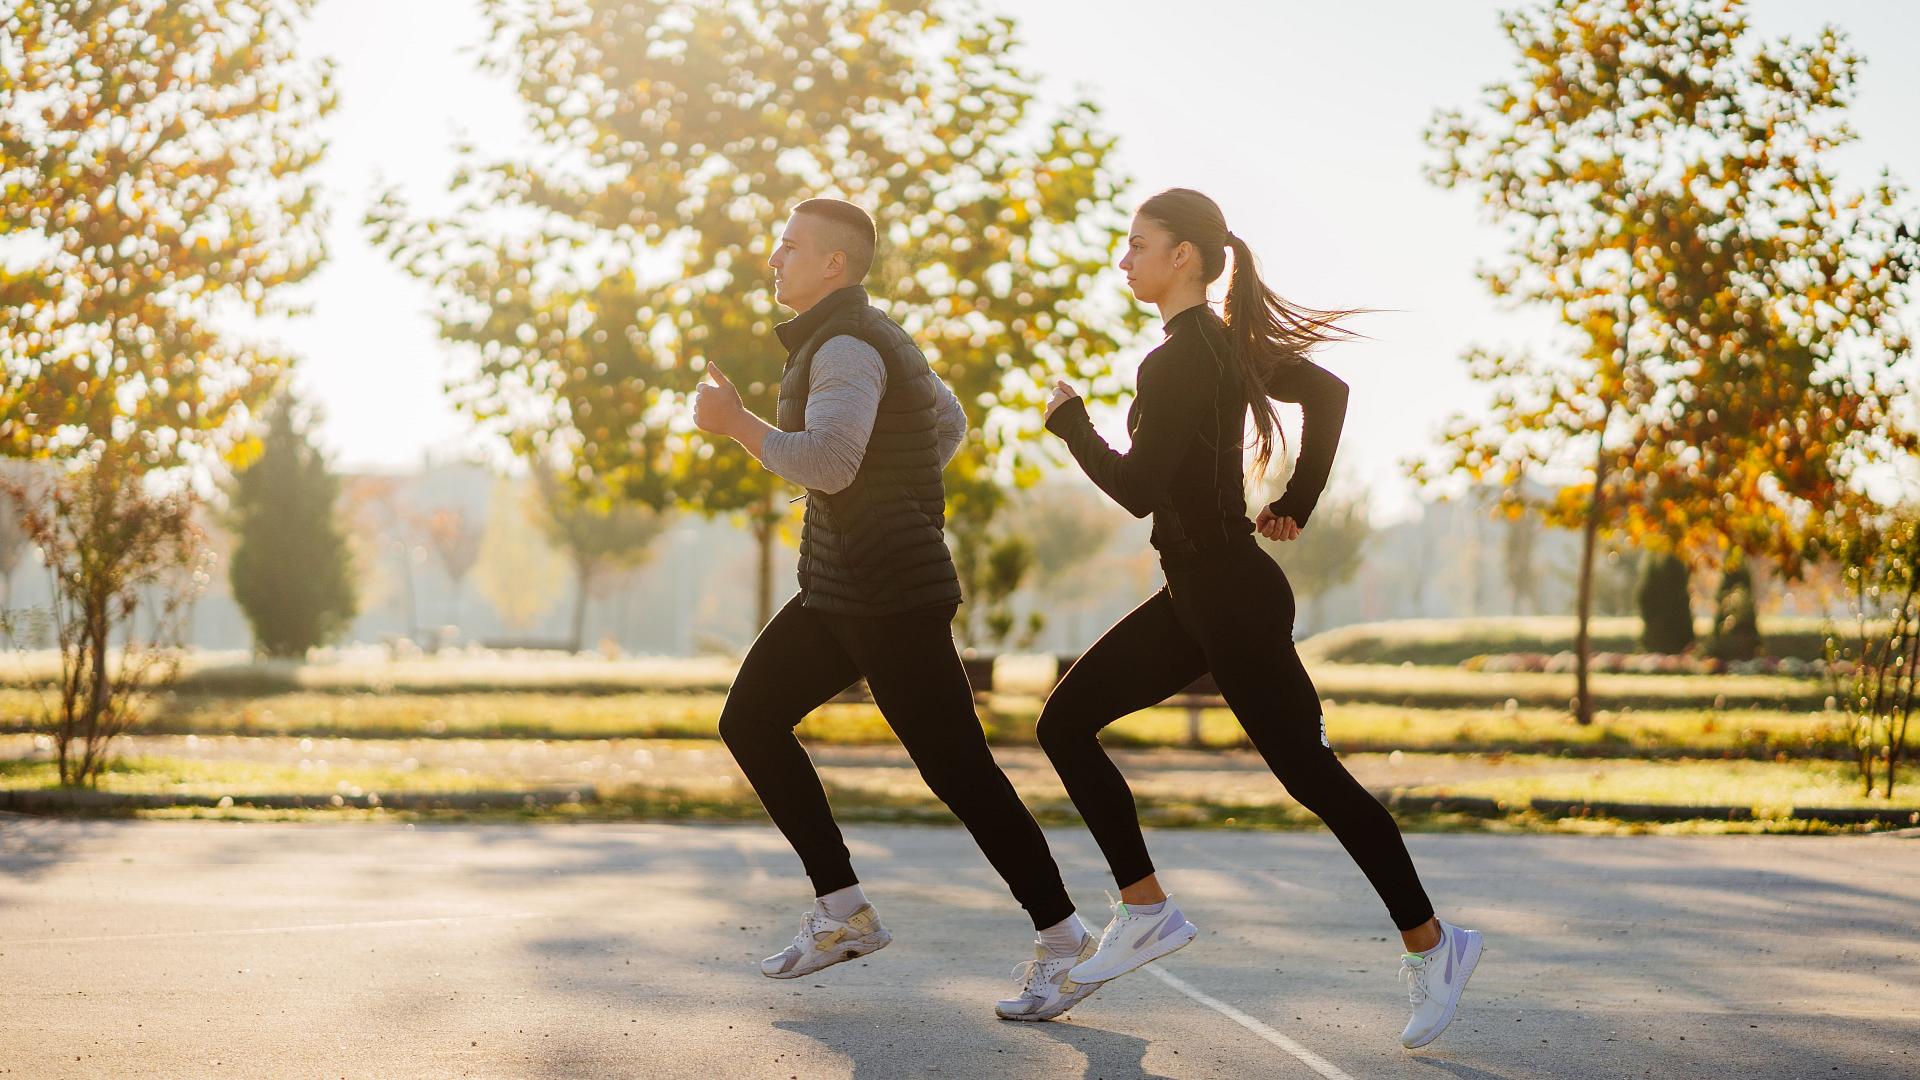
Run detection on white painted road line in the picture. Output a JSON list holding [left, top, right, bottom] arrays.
[[1146, 965, 1358, 1080], [0, 911, 545, 946]]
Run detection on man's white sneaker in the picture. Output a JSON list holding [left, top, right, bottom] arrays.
[[995, 932, 1103, 1021], [1399, 920, 1482, 1048], [760, 903, 892, 979], [1066, 898, 1198, 984]]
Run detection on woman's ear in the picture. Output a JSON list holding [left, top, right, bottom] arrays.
[[1172, 239, 1192, 270]]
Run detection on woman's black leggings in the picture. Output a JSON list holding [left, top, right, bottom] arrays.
[[1036, 536, 1435, 932], [719, 594, 1076, 931]]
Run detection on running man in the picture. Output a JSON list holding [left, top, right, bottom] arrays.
[[692, 197, 1105, 1022]]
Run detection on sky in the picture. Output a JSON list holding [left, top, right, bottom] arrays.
[[278, 0, 1920, 520]]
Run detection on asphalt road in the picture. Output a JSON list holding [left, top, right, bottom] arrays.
[[2, 818, 1916, 1079]]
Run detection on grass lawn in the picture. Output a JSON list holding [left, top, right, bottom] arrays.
[[1386, 755, 1904, 813], [0, 754, 527, 798], [1298, 615, 1871, 666], [7, 743, 1912, 829], [0, 647, 1833, 710], [0, 688, 1850, 759]]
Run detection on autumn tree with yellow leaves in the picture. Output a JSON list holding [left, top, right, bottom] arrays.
[[370, 0, 1141, 628], [1421, 0, 1917, 723]]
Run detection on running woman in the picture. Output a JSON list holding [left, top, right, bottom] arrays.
[[1037, 188, 1481, 1048], [692, 198, 1106, 1021]]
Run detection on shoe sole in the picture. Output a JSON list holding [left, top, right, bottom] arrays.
[[762, 929, 892, 980], [995, 979, 1103, 1022], [1401, 931, 1483, 1049], [1068, 919, 1198, 984]]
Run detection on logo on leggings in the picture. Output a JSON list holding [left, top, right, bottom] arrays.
[[1318, 715, 1330, 748]]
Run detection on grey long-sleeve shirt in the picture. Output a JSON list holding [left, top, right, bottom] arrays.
[[760, 335, 968, 494]]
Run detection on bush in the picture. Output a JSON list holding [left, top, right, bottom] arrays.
[[1708, 560, 1762, 662], [1637, 553, 1695, 654]]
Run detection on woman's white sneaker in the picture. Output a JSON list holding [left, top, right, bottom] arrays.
[[760, 903, 892, 979], [1399, 920, 1483, 1048], [995, 932, 1104, 1021], [1067, 898, 1198, 984]]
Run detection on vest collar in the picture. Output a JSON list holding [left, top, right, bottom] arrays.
[[775, 285, 870, 352]]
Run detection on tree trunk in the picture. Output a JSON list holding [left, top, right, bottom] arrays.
[[1573, 442, 1608, 727], [569, 561, 591, 654]]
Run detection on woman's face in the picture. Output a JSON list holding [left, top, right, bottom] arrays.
[[1118, 212, 1195, 306]]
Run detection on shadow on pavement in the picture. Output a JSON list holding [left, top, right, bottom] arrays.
[[1015, 1018, 1179, 1080], [1409, 1053, 1524, 1080]]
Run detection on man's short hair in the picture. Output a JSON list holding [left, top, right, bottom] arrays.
[[793, 198, 876, 283]]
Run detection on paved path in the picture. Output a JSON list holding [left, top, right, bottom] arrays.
[[2, 819, 1916, 1078]]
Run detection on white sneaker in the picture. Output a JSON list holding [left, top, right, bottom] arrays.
[[1399, 921, 1483, 1048], [996, 931, 1103, 1021], [1067, 898, 1198, 984], [760, 903, 892, 979]]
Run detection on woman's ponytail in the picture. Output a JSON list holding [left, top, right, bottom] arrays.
[[1141, 189, 1366, 479]]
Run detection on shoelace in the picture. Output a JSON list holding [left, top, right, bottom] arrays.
[[1008, 958, 1045, 997], [1096, 889, 1130, 949], [1399, 954, 1430, 1006], [793, 910, 831, 951]]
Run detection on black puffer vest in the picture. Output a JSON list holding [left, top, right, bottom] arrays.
[[774, 286, 962, 617]]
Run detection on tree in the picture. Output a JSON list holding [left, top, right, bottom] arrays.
[[0, 463, 34, 611], [1256, 474, 1372, 636], [1824, 511, 1919, 798], [369, 0, 1141, 630], [1636, 551, 1694, 654], [1500, 506, 1544, 615], [0, 1, 330, 779], [953, 527, 1040, 653], [1, 1, 331, 468], [227, 401, 358, 658], [423, 506, 483, 629], [1707, 553, 1761, 662], [474, 476, 568, 635], [533, 471, 668, 652], [1020, 483, 1120, 644], [1, 457, 202, 786], [1421, 0, 1916, 723]]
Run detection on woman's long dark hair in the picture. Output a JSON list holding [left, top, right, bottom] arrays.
[[1137, 188, 1365, 478]]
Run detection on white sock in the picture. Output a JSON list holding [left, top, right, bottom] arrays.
[[1038, 913, 1090, 955], [1126, 898, 1168, 917], [817, 884, 868, 921]]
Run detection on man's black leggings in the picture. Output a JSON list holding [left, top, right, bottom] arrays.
[[1036, 536, 1436, 932], [719, 594, 1075, 930]]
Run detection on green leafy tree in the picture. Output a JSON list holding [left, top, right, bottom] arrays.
[[474, 476, 568, 634], [1420, 0, 1915, 723], [1256, 474, 1372, 636], [227, 402, 358, 658], [1707, 553, 1760, 662], [368, 0, 1140, 629], [1636, 551, 1694, 654], [533, 471, 669, 652], [953, 528, 1040, 652]]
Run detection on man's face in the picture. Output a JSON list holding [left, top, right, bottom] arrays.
[[768, 212, 844, 314]]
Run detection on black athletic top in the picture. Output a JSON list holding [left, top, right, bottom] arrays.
[[1045, 303, 1348, 565]]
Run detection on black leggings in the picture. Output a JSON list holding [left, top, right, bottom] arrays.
[[1036, 537, 1435, 932], [719, 594, 1075, 930]]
